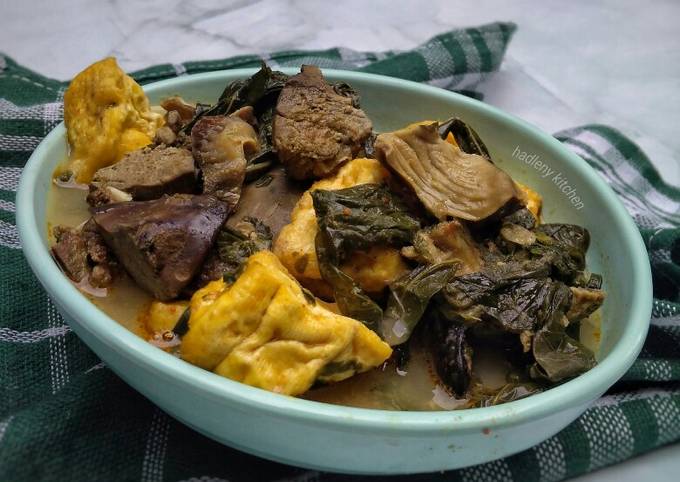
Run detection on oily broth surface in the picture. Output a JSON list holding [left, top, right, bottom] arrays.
[[46, 183, 151, 337], [46, 181, 602, 411], [304, 330, 471, 410], [47, 182, 469, 410]]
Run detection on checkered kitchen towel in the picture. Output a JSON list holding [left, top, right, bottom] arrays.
[[1, 22, 679, 482]]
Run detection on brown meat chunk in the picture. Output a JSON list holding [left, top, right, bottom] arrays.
[[188, 249, 228, 292], [52, 219, 117, 288], [88, 146, 197, 205], [92, 194, 229, 300], [52, 227, 88, 282], [226, 166, 306, 238], [191, 116, 259, 208], [273, 65, 372, 180]]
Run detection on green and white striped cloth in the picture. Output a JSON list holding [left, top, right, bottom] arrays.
[[1, 22, 679, 482]]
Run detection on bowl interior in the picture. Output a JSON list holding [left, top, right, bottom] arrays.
[[18, 68, 652, 428]]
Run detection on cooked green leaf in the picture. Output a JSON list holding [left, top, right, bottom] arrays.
[[311, 183, 421, 262], [173, 307, 191, 337], [587, 273, 603, 289], [381, 261, 458, 345], [182, 63, 288, 132], [537, 224, 590, 252], [438, 117, 491, 161], [530, 224, 590, 282], [332, 82, 361, 108], [477, 382, 542, 407], [247, 102, 279, 167], [502, 207, 537, 230], [443, 259, 571, 333], [430, 316, 472, 396], [311, 183, 422, 333], [362, 132, 377, 158], [314, 231, 383, 330], [392, 342, 411, 373], [180, 63, 289, 169], [531, 325, 596, 382], [444, 258, 550, 309], [492, 278, 570, 332], [216, 217, 273, 283]]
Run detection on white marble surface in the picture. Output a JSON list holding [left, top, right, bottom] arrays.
[[2, 0, 679, 479], [1, 0, 678, 186]]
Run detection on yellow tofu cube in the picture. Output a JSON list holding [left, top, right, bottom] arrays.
[[273, 157, 407, 297], [516, 181, 543, 220], [60, 57, 163, 182], [180, 251, 392, 396]]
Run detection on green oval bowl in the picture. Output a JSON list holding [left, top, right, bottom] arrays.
[[16, 69, 652, 474]]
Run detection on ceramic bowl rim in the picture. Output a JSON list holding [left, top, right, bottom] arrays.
[[16, 68, 652, 433]]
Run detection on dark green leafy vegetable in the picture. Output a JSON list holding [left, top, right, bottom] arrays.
[[181, 63, 289, 170], [537, 224, 590, 252], [571, 271, 603, 289], [311, 184, 421, 263], [332, 82, 361, 108], [317, 360, 361, 383], [444, 258, 550, 309], [430, 316, 472, 396], [216, 217, 273, 283], [530, 324, 596, 382], [244, 160, 274, 182], [438, 117, 491, 161], [253, 174, 274, 188], [502, 207, 537, 230], [311, 184, 422, 332], [443, 259, 572, 333], [182, 63, 288, 133], [173, 307, 191, 337], [477, 382, 542, 407], [362, 132, 377, 158], [587, 273, 603, 289], [392, 342, 411, 373], [490, 278, 571, 332], [194, 103, 211, 117], [530, 224, 590, 283], [314, 231, 383, 330], [430, 216, 602, 399], [248, 99, 279, 167], [381, 261, 458, 345]]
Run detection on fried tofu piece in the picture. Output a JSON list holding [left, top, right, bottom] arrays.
[[61, 58, 163, 183], [516, 181, 543, 220], [143, 300, 190, 334], [339, 248, 409, 293], [181, 251, 392, 395], [273, 157, 408, 298]]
